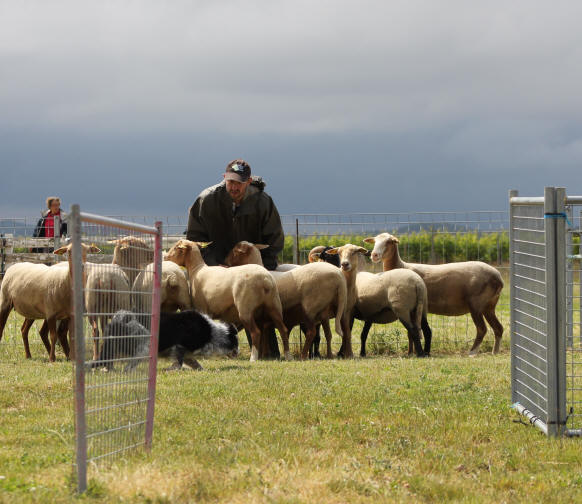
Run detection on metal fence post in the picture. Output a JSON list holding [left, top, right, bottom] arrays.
[[145, 221, 162, 451], [293, 218, 299, 265], [71, 204, 87, 494], [544, 187, 567, 436], [555, 187, 568, 436]]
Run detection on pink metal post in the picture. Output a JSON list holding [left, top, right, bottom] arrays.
[[145, 221, 162, 450], [71, 204, 88, 494]]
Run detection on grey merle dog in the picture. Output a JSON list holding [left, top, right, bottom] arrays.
[[88, 309, 239, 371]]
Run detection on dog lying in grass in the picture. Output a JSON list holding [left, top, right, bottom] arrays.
[[88, 309, 239, 371]]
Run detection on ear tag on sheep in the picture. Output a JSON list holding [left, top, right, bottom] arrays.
[[198, 242, 212, 248]]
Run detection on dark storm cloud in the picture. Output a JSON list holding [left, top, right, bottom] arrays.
[[1, 1, 582, 217]]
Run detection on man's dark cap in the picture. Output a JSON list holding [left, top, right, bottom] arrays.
[[225, 159, 251, 182]]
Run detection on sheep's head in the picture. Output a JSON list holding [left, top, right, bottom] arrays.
[[166, 239, 210, 267], [54, 242, 101, 262], [54, 242, 101, 280], [363, 233, 399, 264], [110, 236, 154, 269], [309, 246, 341, 268], [225, 241, 268, 267], [324, 244, 368, 273]]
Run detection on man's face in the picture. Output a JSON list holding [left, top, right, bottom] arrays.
[[224, 176, 251, 204]]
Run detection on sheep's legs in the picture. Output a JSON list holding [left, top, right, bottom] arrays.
[[266, 306, 291, 361], [400, 319, 425, 357], [337, 313, 353, 358], [359, 320, 373, 357], [300, 323, 317, 360], [47, 317, 59, 362], [243, 317, 262, 362], [89, 315, 100, 361], [421, 315, 432, 356], [56, 319, 70, 359], [37, 320, 69, 358], [244, 329, 253, 350], [20, 319, 37, 358], [484, 309, 503, 354], [0, 304, 12, 344], [37, 321, 52, 354], [321, 319, 334, 359], [468, 310, 488, 356]]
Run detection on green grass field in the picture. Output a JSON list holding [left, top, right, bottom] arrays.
[[2, 265, 581, 503], [2, 341, 582, 503]]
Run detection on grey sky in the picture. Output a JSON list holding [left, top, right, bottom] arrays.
[[1, 1, 581, 217]]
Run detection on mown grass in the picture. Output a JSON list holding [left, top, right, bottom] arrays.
[[2, 346, 582, 503]]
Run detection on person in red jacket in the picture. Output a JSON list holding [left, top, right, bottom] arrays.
[[32, 197, 68, 252]]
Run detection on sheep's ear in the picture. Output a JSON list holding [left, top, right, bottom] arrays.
[[388, 236, 400, 244], [357, 247, 369, 255], [326, 248, 339, 255], [53, 246, 69, 255], [309, 252, 321, 262], [90, 244, 102, 254], [255, 244, 269, 250], [363, 237, 375, 244]]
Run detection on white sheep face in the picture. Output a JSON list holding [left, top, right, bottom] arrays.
[[364, 233, 399, 264], [327, 244, 368, 272]]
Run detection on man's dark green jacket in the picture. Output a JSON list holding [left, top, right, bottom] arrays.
[[186, 177, 284, 270]]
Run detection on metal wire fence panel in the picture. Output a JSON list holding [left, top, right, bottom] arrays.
[[70, 208, 162, 493], [565, 203, 582, 434], [509, 199, 549, 424]]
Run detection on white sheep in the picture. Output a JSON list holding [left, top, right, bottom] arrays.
[[224, 241, 347, 359], [364, 232, 504, 355], [312, 244, 431, 357], [165, 239, 290, 362], [110, 236, 155, 285], [132, 261, 192, 314], [84, 262, 132, 360], [0, 243, 101, 361]]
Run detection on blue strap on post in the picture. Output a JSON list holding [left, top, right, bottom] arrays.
[[544, 212, 572, 228]]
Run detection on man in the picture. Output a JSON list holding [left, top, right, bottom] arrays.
[[186, 159, 284, 270], [186, 159, 285, 358]]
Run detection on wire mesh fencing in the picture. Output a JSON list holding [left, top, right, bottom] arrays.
[[70, 207, 162, 493], [566, 201, 582, 434], [509, 191, 550, 433], [510, 187, 582, 437]]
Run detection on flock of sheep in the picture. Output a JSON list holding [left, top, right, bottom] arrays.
[[0, 232, 505, 367]]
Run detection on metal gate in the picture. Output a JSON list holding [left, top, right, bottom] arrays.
[[70, 205, 162, 492], [510, 187, 582, 436]]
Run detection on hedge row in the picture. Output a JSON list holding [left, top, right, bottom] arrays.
[[281, 231, 512, 265]]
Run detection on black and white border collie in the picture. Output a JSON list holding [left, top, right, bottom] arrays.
[[89, 309, 239, 371]]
